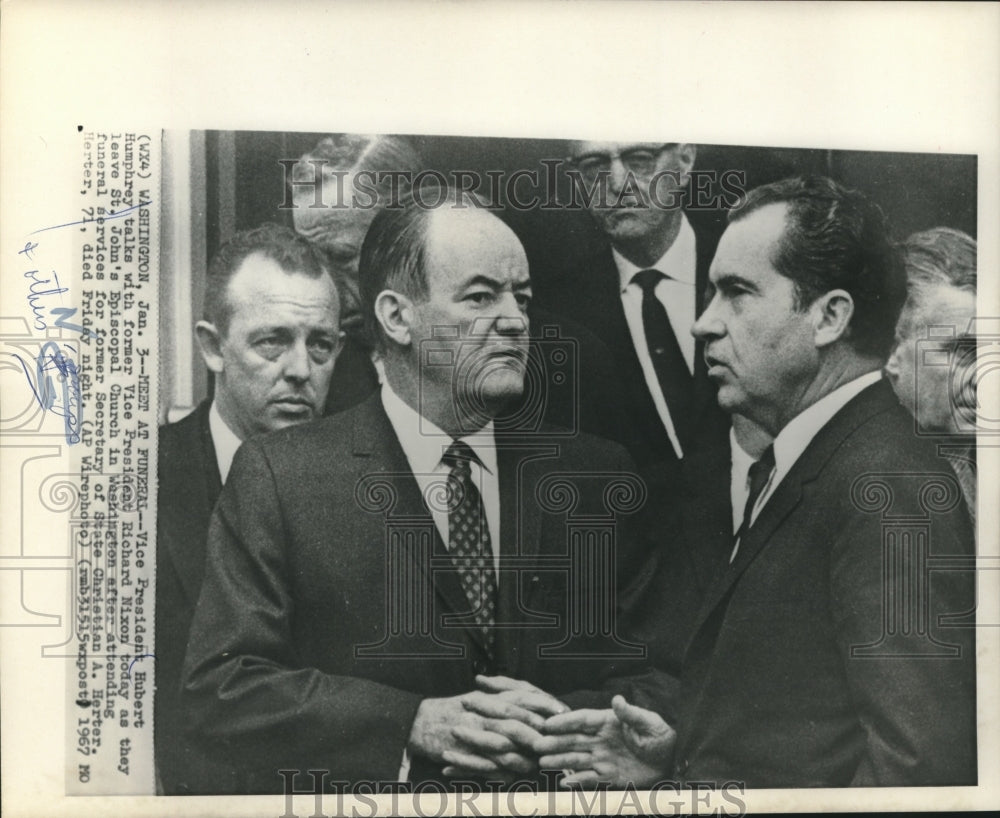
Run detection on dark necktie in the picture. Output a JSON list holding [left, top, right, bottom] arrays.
[[733, 444, 776, 559], [633, 269, 695, 451], [442, 440, 497, 655]]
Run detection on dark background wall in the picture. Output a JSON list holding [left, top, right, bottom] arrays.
[[176, 131, 975, 412], [209, 131, 976, 263]]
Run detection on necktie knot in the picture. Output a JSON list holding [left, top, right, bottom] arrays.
[[633, 268, 665, 294], [742, 444, 775, 527], [442, 440, 477, 474], [748, 445, 775, 487]]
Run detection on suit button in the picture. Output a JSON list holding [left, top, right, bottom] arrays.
[[676, 758, 689, 777], [473, 660, 488, 676]]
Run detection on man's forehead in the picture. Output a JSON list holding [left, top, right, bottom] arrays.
[[227, 253, 337, 305], [711, 203, 789, 276], [571, 140, 662, 154], [425, 209, 527, 272], [909, 283, 977, 332]]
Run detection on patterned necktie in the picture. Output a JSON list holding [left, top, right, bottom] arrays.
[[442, 440, 497, 656], [633, 269, 695, 452], [732, 444, 775, 561]]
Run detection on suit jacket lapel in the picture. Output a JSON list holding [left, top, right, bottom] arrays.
[[494, 436, 561, 672], [351, 396, 490, 655], [691, 381, 899, 634], [168, 401, 223, 605]]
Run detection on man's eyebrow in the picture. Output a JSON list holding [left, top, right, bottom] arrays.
[[713, 273, 759, 293], [513, 278, 533, 291], [463, 275, 503, 289]]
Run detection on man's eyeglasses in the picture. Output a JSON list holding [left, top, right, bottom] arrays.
[[567, 143, 678, 182]]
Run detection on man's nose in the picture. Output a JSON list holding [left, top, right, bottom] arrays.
[[883, 347, 901, 380], [692, 297, 723, 340], [493, 293, 529, 336], [283, 341, 312, 381], [608, 156, 629, 191]]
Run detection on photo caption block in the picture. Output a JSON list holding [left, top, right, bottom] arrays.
[[64, 131, 159, 795]]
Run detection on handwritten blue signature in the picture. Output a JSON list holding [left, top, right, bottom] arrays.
[[28, 201, 152, 235], [15, 200, 152, 444], [14, 342, 83, 444]]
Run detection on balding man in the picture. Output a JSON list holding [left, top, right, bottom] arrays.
[[181, 192, 649, 792]]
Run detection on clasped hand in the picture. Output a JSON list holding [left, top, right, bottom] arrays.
[[408, 676, 675, 787]]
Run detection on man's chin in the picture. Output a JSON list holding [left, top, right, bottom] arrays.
[[713, 386, 745, 417]]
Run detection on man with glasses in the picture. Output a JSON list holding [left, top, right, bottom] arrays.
[[155, 222, 342, 793], [530, 140, 730, 469]]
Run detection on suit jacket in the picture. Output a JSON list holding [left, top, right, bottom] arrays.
[[154, 400, 240, 793], [181, 394, 651, 792], [522, 211, 729, 469], [620, 434, 734, 676], [671, 381, 977, 787]]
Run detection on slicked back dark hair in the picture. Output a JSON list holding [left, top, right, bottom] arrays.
[[729, 175, 906, 360], [204, 222, 332, 335]]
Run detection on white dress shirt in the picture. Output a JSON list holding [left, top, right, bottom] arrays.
[[748, 369, 884, 527], [613, 215, 697, 459], [380, 380, 502, 578], [730, 371, 882, 562], [729, 426, 757, 535], [380, 381, 502, 781], [208, 401, 244, 484]]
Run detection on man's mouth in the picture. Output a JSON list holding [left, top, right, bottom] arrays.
[[272, 396, 314, 414], [704, 353, 729, 377]]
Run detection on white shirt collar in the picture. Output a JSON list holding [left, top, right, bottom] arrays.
[[729, 424, 757, 533], [208, 401, 244, 484], [379, 380, 498, 477], [771, 370, 883, 484], [613, 214, 697, 292]]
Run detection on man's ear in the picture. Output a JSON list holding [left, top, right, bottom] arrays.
[[811, 289, 855, 348], [374, 290, 414, 348], [195, 320, 226, 374], [675, 143, 697, 181]]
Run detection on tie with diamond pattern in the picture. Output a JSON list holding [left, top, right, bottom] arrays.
[[442, 440, 497, 657], [633, 268, 695, 452], [731, 444, 776, 561]]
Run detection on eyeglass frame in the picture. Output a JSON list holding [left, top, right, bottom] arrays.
[[564, 143, 680, 180]]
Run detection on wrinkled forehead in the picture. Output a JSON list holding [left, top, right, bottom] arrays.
[[902, 283, 977, 338]]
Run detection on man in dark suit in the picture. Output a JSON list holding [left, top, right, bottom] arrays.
[[536, 176, 976, 788], [181, 194, 651, 792], [155, 223, 342, 793], [523, 141, 730, 467]]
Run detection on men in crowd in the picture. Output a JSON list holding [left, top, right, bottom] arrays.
[[288, 134, 423, 414], [525, 141, 730, 466], [289, 133, 423, 346], [290, 134, 632, 443], [885, 227, 978, 521], [155, 223, 342, 793], [536, 177, 977, 788], [181, 194, 650, 792]]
